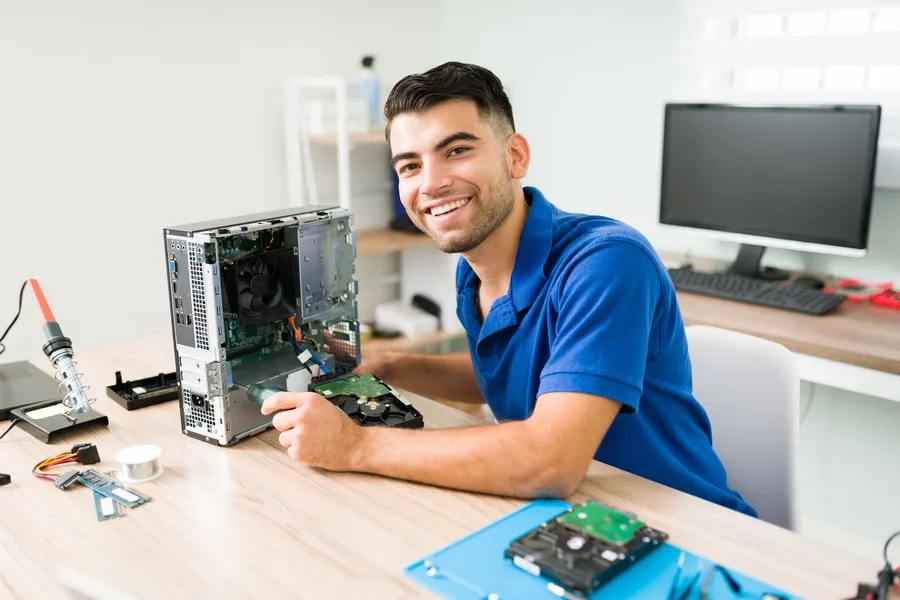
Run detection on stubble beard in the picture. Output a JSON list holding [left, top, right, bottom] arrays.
[[427, 175, 517, 255]]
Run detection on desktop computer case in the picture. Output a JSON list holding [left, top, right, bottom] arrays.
[[163, 206, 359, 446]]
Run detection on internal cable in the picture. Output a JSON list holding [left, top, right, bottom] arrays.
[[287, 316, 320, 351], [0, 281, 28, 357]]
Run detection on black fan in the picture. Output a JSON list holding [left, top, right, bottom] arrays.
[[225, 248, 297, 327], [239, 257, 284, 312]]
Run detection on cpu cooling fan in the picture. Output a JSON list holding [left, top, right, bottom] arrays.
[[224, 248, 298, 327]]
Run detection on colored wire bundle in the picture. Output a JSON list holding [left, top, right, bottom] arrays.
[[32, 448, 80, 482], [287, 316, 320, 351]]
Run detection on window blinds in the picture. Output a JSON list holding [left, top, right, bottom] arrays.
[[674, 0, 900, 189]]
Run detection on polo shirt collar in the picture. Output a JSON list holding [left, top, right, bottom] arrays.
[[457, 186, 554, 340], [509, 186, 553, 313]]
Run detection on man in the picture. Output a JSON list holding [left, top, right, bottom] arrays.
[[262, 62, 756, 517]]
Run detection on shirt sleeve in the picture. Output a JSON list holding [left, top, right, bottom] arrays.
[[537, 238, 662, 414]]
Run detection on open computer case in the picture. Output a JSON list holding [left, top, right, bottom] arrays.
[[162, 205, 361, 446]]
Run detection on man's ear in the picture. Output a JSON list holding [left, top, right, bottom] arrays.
[[507, 132, 530, 180]]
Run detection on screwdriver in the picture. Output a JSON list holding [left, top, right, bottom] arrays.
[[247, 384, 284, 406]]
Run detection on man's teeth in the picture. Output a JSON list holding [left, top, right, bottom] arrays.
[[430, 197, 470, 216]]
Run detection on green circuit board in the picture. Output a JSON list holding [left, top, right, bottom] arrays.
[[557, 501, 645, 546], [310, 374, 392, 400]]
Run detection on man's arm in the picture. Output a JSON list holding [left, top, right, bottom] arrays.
[[347, 391, 620, 498], [356, 351, 484, 405]]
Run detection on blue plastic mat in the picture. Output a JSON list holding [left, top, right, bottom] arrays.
[[404, 499, 802, 599]]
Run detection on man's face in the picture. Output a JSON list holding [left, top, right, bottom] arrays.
[[389, 101, 518, 254]]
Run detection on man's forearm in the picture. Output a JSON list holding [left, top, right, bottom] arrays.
[[381, 352, 484, 405], [347, 421, 578, 499]]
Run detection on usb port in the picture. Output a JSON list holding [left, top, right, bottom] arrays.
[[186, 315, 192, 326]]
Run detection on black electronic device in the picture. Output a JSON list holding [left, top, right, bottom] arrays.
[[106, 370, 179, 411], [793, 276, 827, 290], [10, 399, 109, 444], [505, 500, 668, 597], [0, 361, 65, 421], [659, 103, 880, 283], [309, 372, 424, 429], [668, 267, 845, 315]]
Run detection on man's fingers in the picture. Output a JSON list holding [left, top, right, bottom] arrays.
[[271, 409, 297, 432], [287, 443, 302, 462], [261, 391, 311, 415], [278, 429, 293, 449]]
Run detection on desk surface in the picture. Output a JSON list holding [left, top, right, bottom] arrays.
[[665, 255, 900, 375], [0, 335, 890, 600]]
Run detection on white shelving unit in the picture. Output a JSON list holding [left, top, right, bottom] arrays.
[[283, 75, 378, 210], [281, 75, 464, 334]]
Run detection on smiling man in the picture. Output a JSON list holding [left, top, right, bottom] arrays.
[[261, 62, 757, 517]]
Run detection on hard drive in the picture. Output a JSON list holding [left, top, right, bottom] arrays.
[[505, 500, 668, 597]]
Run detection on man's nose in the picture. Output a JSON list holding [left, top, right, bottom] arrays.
[[419, 162, 453, 196]]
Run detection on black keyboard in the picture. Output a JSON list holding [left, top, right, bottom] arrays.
[[667, 267, 845, 315]]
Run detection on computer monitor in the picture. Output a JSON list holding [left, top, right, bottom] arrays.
[[659, 103, 881, 280]]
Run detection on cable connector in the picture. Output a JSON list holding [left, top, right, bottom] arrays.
[[54, 470, 82, 490], [72, 443, 100, 465], [0, 473, 10, 487]]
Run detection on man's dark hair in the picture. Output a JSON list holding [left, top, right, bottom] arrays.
[[383, 62, 515, 140]]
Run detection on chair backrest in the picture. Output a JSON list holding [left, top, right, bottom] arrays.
[[685, 325, 800, 530]]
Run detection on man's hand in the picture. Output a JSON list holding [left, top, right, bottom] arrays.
[[352, 351, 398, 380], [351, 350, 485, 405], [260, 391, 363, 471]]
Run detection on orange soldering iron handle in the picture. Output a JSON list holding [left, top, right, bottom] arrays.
[[28, 279, 57, 324]]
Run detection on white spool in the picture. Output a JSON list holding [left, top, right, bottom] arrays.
[[115, 444, 163, 484]]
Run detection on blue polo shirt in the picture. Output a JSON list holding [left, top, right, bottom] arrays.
[[456, 186, 757, 518]]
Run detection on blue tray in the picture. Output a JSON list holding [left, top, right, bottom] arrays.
[[404, 499, 802, 599]]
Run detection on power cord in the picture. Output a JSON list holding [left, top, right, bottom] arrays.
[[0, 418, 22, 487], [0, 281, 28, 357], [844, 530, 900, 600], [0, 418, 21, 442]]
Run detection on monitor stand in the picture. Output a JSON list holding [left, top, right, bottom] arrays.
[[726, 244, 791, 282]]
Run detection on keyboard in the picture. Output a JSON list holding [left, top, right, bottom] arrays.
[[667, 267, 845, 315]]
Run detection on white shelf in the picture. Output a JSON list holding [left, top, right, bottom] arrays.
[[308, 130, 387, 147]]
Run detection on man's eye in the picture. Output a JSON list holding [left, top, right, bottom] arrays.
[[398, 163, 419, 174], [449, 147, 469, 156]]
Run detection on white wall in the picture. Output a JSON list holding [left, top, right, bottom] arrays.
[[436, 0, 900, 284], [438, 0, 900, 565], [0, 0, 441, 364]]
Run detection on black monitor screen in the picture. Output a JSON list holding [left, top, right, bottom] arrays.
[[659, 104, 880, 250]]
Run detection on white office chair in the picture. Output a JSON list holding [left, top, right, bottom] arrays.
[[685, 325, 800, 530]]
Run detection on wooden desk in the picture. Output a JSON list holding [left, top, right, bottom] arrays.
[[0, 336, 890, 600], [676, 290, 900, 376]]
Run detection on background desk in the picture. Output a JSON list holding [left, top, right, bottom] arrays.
[[0, 336, 891, 600], [663, 251, 900, 404]]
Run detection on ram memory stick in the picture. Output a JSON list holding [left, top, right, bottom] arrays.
[[93, 471, 125, 522], [78, 468, 151, 509]]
